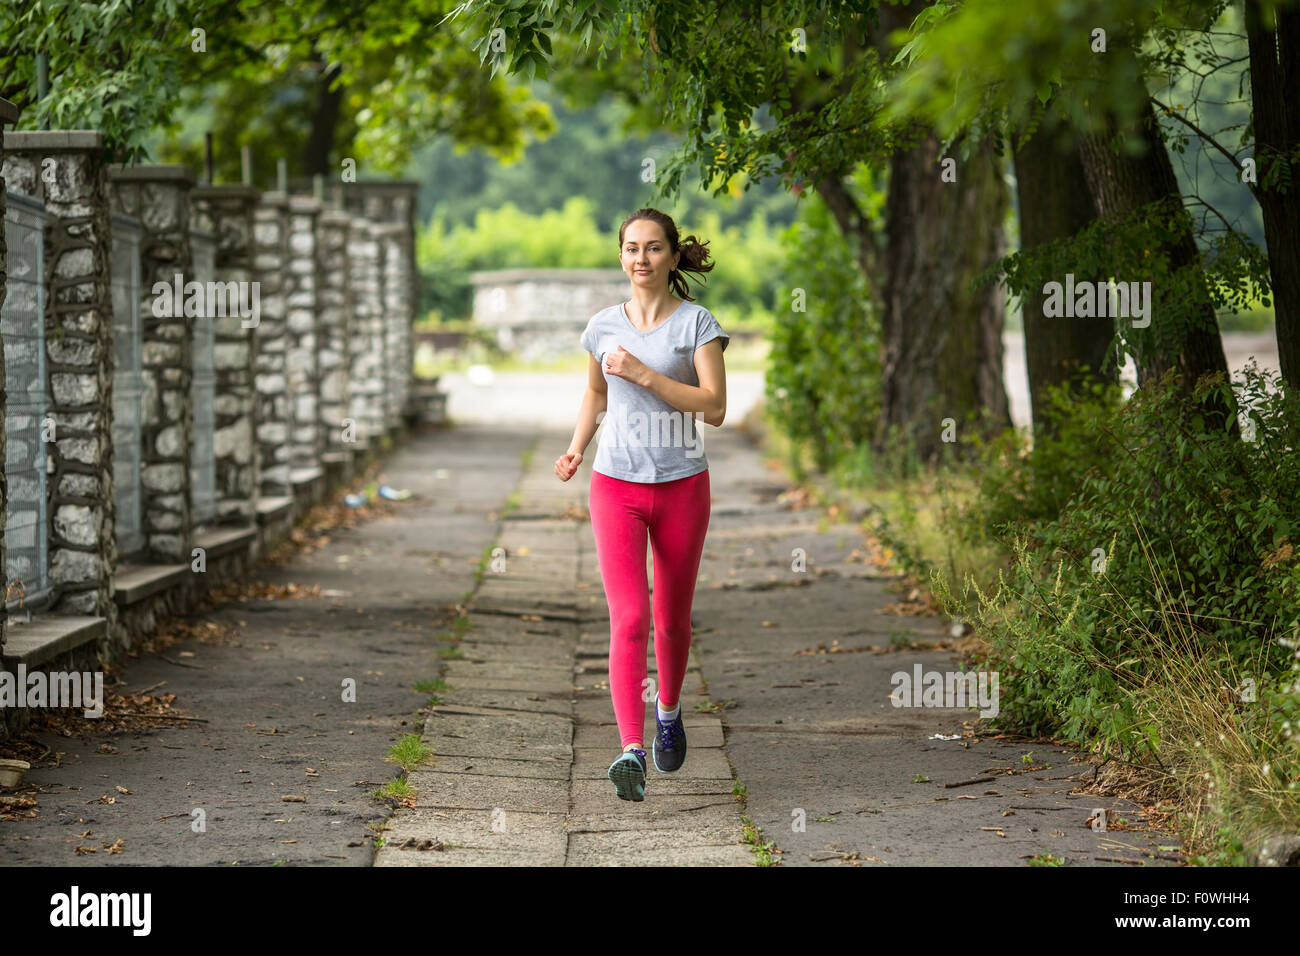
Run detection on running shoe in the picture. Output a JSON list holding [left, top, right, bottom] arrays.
[[607, 748, 647, 801], [653, 709, 687, 772]]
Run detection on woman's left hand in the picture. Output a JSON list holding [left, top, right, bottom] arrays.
[[603, 346, 650, 387]]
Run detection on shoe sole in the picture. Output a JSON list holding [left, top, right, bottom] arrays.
[[608, 757, 646, 801], [653, 731, 687, 773]]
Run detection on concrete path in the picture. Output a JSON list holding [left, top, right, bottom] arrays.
[[376, 443, 752, 866], [377, 424, 1181, 866], [1, 420, 1183, 866]]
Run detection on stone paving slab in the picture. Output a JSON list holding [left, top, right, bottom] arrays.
[[431, 755, 572, 779], [423, 710, 573, 740], [566, 828, 753, 867], [453, 645, 574, 665], [569, 777, 737, 800], [441, 676, 577, 693], [376, 844, 566, 866], [427, 689, 574, 716], [381, 809, 570, 851], [573, 721, 725, 750], [405, 770, 570, 812], [570, 747, 733, 780]]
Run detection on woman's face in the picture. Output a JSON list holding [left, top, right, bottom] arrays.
[[620, 220, 680, 290]]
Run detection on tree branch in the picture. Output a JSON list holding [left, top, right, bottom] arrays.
[[1150, 95, 1260, 202]]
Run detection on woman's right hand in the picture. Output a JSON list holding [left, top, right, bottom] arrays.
[[555, 450, 582, 481]]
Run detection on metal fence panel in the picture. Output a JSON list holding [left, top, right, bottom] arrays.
[[189, 230, 218, 525], [111, 213, 144, 557], [3, 191, 51, 611]]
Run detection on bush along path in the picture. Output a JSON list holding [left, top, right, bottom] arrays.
[[375, 435, 752, 866]]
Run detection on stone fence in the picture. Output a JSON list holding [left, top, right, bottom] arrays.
[[0, 120, 426, 738], [469, 268, 630, 361]]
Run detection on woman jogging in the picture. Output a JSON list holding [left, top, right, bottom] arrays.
[[554, 208, 729, 802]]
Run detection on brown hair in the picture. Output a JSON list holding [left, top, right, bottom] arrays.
[[617, 208, 715, 302]]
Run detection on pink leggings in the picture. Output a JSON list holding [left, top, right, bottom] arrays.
[[588, 469, 711, 748]]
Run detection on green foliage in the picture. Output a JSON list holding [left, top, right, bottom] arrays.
[[415, 195, 789, 325], [884, 0, 1229, 142], [449, 0, 892, 209], [0, 0, 221, 161], [766, 180, 881, 473], [1, 0, 556, 173], [965, 379, 1126, 537], [985, 194, 1272, 379], [943, 364, 1300, 754]]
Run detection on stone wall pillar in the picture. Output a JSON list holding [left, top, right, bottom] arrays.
[[317, 208, 351, 455], [346, 217, 385, 448], [108, 165, 195, 563], [335, 183, 418, 430], [377, 223, 405, 433], [285, 196, 322, 467], [252, 193, 290, 496], [2, 131, 116, 621], [191, 184, 259, 524], [0, 98, 19, 659], [390, 184, 418, 428]]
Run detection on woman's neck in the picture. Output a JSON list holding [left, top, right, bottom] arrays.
[[627, 290, 680, 327]]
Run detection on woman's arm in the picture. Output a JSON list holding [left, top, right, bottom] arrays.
[[634, 338, 727, 426], [567, 352, 609, 455]]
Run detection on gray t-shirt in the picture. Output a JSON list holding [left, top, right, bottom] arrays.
[[580, 299, 729, 483]]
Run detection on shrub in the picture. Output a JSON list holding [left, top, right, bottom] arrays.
[[941, 363, 1300, 754]]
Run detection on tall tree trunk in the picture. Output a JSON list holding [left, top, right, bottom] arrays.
[[303, 60, 343, 178], [814, 174, 879, 290], [876, 132, 1011, 462], [1013, 114, 1115, 431], [869, 0, 1009, 462], [1246, 0, 1300, 389], [1076, 93, 1232, 407]]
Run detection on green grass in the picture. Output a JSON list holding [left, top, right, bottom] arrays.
[[374, 778, 417, 802], [693, 698, 735, 714], [387, 734, 434, 772], [414, 678, 449, 694], [887, 626, 912, 648], [740, 815, 779, 866], [1027, 851, 1065, 867], [474, 543, 496, 585], [437, 645, 465, 660]]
